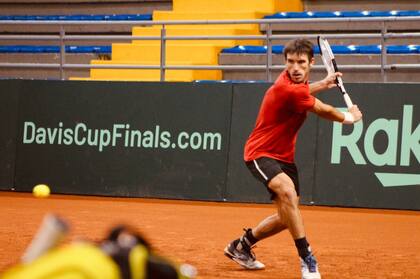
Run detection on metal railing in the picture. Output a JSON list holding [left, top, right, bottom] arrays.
[[0, 16, 420, 81]]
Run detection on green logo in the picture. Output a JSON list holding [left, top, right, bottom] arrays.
[[331, 105, 419, 187]]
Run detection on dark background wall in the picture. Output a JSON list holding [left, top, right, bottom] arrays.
[[0, 80, 20, 189], [12, 81, 232, 201], [1, 80, 419, 209]]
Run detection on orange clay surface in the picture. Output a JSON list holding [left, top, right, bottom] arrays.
[[0, 191, 419, 278]]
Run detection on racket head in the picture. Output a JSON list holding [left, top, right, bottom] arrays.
[[317, 36, 335, 75], [318, 36, 348, 95]]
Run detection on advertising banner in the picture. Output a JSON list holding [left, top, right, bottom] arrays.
[[14, 80, 232, 200], [314, 83, 420, 210], [3, 80, 419, 209]]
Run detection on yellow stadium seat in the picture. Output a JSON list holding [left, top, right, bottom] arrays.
[[90, 60, 221, 81], [79, 0, 303, 81], [111, 44, 223, 64]]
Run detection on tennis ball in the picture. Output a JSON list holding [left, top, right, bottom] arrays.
[[33, 184, 51, 198]]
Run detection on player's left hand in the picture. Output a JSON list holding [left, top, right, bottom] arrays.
[[349, 104, 363, 122]]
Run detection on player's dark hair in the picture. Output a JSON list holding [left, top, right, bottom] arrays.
[[283, 38, 314, 61]]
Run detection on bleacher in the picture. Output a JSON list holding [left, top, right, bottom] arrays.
[[0, 12, 154, 79], [0, 0, 420, 82], [84, 0, 302, 81]]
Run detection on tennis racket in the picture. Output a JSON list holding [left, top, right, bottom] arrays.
[[317, 36, 354, 109], [21, 214, 69, 263]]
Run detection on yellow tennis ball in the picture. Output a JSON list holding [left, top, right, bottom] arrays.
[[33, 184, 51, 198]]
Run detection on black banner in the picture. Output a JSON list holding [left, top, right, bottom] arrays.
[[0, 80, 20, 189], [14, 80, 232, 200], [314, 84, 420, 210], [2, 80, 419, 209]]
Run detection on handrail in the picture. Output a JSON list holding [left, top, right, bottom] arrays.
[[1, 16, 420, 81], [0, 63, 417, 70], [2, 32, 420, 41]]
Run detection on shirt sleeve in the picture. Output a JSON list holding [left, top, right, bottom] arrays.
[[287, 83, 315, 113]]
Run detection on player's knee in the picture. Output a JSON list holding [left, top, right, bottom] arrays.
[[269, 176, 298, 207], [278, 187, 299, 208]]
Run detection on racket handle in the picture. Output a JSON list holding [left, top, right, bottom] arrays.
[[343, 93, 354, 109], [21, 214, 69, 264]]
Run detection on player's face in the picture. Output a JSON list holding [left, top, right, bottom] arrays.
[[285, 52, 314, 83]]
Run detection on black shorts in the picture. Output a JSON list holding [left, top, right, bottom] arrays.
[[245, 157, 300, 199]]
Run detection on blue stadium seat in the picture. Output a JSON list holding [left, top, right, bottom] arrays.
[[355, 45, 420, 54], [2, 45, 416, 55], [356, 45, 381, 54], [312, 11, 341, 18], [265, 12, 312, 19], [0, 14, 152, 21], [264, 10, 420, 19], [398, 10, 420, 17], [221, 45, 418, 55], [66, 46, 112, 53], [221, 45, 262, 53], [272, 45, 284, 54], [0, 45, 111, 54], [387, 45, 419, 54], [331, 45, 358, 54], [367, 11, 396, 17], [338, 11, 370, 17], [264, 12, 288, 19]]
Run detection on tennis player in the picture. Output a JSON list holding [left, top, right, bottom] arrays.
[[224, 38, 362, 279]]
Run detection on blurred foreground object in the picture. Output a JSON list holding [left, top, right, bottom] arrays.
[[1, 215, 197, 279]]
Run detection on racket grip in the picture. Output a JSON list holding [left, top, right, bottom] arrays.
[[343, 93, 354, 109], [21, 214, 69, 264]]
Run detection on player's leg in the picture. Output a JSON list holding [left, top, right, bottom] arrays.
[[252, 213, 287, 240], [223, 212, 287, 269], [268, 172, 321, 279], [269, 173, 305, 239], [224, 157, 287, 270], [223, 228, 266, 270]]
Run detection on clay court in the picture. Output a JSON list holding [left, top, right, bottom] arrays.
[[1, 191, 419, 278]]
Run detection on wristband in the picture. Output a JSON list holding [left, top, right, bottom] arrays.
[[342, 112, 355, 124]]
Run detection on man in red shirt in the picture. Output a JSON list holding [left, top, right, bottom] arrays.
[[224, 39, 362, 279]]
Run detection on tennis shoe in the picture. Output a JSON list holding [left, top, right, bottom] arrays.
[[300, 253, 321, 279], [224, 230, 265, 270]]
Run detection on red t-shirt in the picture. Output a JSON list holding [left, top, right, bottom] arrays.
[[244, 70, 315, 163]]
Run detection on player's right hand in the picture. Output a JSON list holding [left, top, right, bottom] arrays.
[[349, 105, 362, 122], [323, 72, 342, 89]]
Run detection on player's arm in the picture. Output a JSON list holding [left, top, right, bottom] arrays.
[[309, 72, 342, 96], [309, 98, 362, 124]]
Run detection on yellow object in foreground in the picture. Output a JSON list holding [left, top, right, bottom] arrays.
[[1, 243, 121, 279], [32, 184, 50, 198]]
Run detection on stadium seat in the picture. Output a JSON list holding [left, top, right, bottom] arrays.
[[264, 10, 420, 19], [398, 10, 420, 17], [221, 45, 419, 54], [0, 45, 111, 54], [85, 0, 305, 81], [0, 14, 152, 21]]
